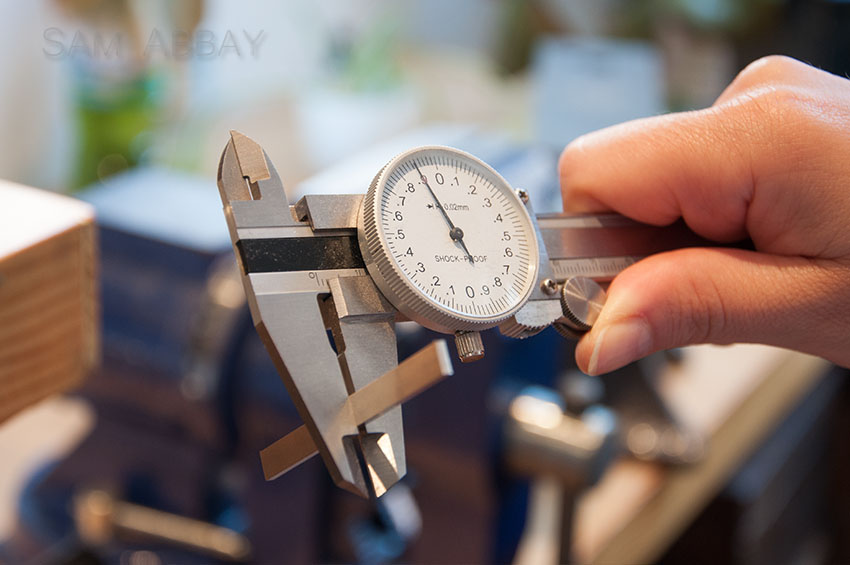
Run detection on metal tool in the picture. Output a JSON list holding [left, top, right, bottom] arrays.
[[503, 384, 618, 563], [74, 489, 252, 562], [216, 132, 723, 497]]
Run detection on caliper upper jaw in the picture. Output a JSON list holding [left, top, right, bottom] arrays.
[[216, 131, 406, 497]]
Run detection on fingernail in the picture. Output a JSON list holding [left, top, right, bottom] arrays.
[[586, 319, 652, 375]]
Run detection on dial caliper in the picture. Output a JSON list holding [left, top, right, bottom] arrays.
[[217, 131, 714, 497]]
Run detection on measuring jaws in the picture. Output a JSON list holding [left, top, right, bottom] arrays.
[[217, 131, 714, 497]]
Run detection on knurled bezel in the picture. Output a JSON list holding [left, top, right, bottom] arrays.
[[358, 146, 539, 334]]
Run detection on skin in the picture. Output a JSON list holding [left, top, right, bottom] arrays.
[[559, 55, 850, 375]]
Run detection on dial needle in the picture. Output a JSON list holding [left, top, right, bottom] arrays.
[[414, 163, 475, 264]]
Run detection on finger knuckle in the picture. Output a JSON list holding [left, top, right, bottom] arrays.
[[758, 85, 810, 111], [722, 85, 815, 145], [687, 271, 730, 344], [740, 54, 804, 81], [646, 255, 730, 346]]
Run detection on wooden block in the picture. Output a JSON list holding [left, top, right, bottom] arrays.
[[0, 180, 98, 423]]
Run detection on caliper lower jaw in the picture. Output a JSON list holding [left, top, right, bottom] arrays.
[[321, 275, 407, 497], [250, 287, 405, 498], [217, 131, 405, 498]]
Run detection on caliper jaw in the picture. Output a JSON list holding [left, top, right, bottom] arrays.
[[321, 275, 406, 497], [217, 131, 406, 497]]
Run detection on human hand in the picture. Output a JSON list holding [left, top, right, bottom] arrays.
[[559, 55, 850, 375]]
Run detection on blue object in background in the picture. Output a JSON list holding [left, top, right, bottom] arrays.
[[532, 38, 665, 150]]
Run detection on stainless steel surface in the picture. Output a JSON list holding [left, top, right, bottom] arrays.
[[250, 264, 373, 496], [249, 269, 368, 295], [550, 256, 638, 281], [348, 339, 453, 423], [295, 194, 364, 230], [516, 188, 529, 203], [499, 300, 560, 339], [537, 213, 712, 281], [604, 356, 707, 464], [74, 489, 252, 562], [497, 194, 561, 338], [504, 388, 617, 490], [454, 330, 485, 362], [220, 131, 296, 230], [230, 130, 270, 187], [503, 386, 618, 564], [552, 322, 584, 340], [325, 275, 405, 492], [259, 425, 317, 481], [541, 278, 559, 296], [559, 276, 606, 333], [259, 340, 453, 484], [217, 131, 409, 498]]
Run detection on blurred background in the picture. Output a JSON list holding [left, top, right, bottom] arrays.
[[2, 0, 850, 564]]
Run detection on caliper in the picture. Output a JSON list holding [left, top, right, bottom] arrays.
[[216, 131, 712, 497]]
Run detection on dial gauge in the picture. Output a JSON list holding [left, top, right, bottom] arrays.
[[358, 146, 539, 334]]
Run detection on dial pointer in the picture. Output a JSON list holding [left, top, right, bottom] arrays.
[[415, 163, 475, 265]]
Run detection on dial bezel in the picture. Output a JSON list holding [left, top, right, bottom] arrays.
[[358, 145, 540, 334]]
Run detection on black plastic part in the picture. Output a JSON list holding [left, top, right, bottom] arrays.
[[237, 236, 365, 273]]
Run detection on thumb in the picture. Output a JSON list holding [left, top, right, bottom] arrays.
[[575, 247, 848, 375]]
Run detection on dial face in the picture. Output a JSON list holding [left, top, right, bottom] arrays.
[[361, 146, 539, 332]]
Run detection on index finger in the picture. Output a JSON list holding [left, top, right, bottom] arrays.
[[559, 104, 767, 243]]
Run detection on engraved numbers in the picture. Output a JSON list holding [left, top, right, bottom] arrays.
[[377, 149, 536, 321]]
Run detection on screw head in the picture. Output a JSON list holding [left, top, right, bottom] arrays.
[[516, 188, 529, 204], [541, 278, 558, 295]]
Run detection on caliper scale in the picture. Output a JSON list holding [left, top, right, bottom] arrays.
[[217, 131, 713, 497]]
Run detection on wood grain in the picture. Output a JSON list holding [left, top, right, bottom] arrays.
[[0, 181, 98, 424]]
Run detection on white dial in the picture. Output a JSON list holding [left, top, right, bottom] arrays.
[[359, 146, 539, 333]]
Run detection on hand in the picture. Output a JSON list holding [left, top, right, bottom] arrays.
[[559, 55, 850, 375]]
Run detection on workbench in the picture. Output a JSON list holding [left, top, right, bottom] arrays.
[[515, 345, 833, 564]]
